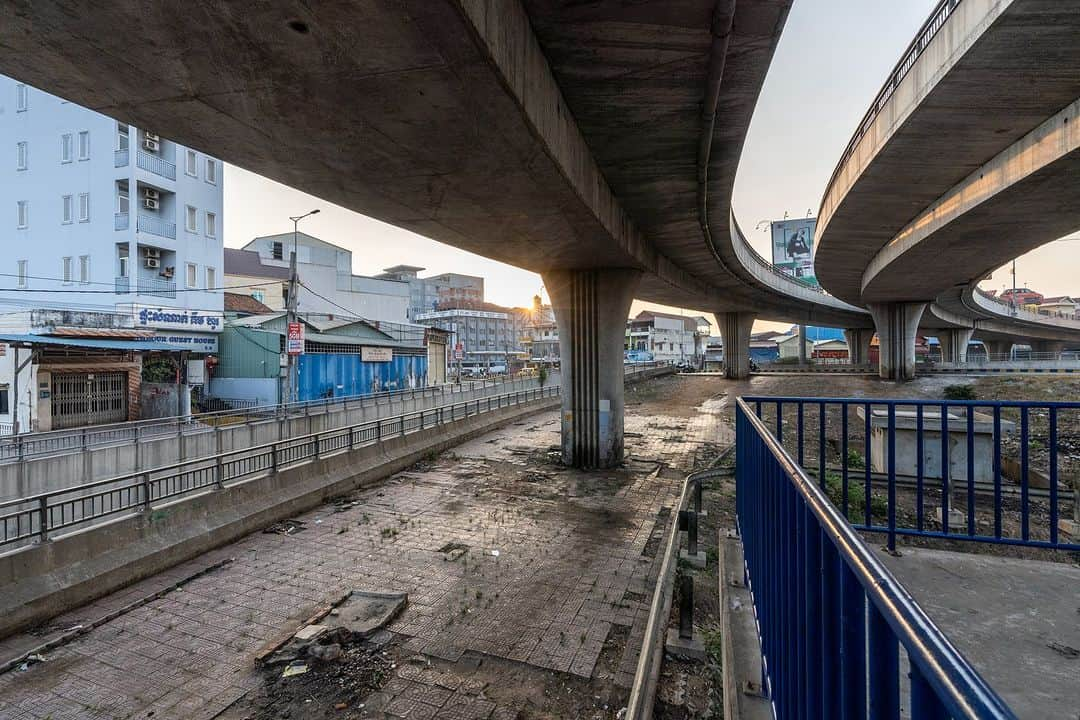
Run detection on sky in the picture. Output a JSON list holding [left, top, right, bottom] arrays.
[[223, 0, 1077, 331]]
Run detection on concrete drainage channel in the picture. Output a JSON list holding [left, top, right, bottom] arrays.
[[624, 448, 737, 720]]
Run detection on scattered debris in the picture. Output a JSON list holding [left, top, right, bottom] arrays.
[[1048, 641, 1079, 659], [281, 661, 309, 678], [263, 519, 306, 535], [438, 541, 470, 561], [491, 549, 500, 557]]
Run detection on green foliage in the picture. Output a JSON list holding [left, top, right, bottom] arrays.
[[823, 471, 887, 522], [537, 365, 549, 388], [142, 355, 178, 383], [845, 449, 865, 469], [943, 384, 976, 401]]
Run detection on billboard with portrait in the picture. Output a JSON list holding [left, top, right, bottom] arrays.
[[771, 218, 818, 286]]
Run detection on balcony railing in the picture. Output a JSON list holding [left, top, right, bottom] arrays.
[[115, 276, 176, 299], [114, 149, 129, 167], [114, 212, 129, 231], [136, 150, 176, 180], [136, 214, 176, 240]]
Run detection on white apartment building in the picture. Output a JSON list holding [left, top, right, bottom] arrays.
[[236, 233, 409, 323], [0, 76, 224, 432], [626, 310, 710, 364]]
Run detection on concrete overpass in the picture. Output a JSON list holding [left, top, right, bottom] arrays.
[[0, 0, 876, 467], [816, 0, 1080, 378]]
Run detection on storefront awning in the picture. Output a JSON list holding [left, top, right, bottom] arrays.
[[0, 333, 195, 353]]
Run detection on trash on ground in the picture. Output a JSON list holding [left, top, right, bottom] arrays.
[[263, 519, 306, 535], [281, 661, 309, 677]]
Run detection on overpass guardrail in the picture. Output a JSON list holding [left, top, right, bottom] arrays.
[[827, 0, 962, 193], [735, 397, 1018, 719], [0, 385, 562, 552], [743, 396, 1079, 553]]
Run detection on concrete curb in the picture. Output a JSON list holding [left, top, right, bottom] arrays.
[[0, 398, 558, 640]]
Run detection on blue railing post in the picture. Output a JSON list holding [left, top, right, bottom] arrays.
[[839, 560, 866, 719], [803, 505, 823, 719], [887, 405, 896, 552], [868, 604, 899, 720]]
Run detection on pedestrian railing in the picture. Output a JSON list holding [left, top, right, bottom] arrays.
[[743, 396, 1080, 553], [0, 386, 560, 551], [0, 377, 535, 463], [735, 398, 1018, 719]]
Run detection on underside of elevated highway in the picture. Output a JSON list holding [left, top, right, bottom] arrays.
[[815, 0, 1080, 379]]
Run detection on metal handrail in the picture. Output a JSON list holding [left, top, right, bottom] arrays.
[[0, 377, 533, 462], [0, 385, 562, 549], [736, 397, 1017, 718], [825, 0, 962, 196]]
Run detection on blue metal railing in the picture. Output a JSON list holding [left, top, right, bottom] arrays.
[[114, 211, 129, 231], [136, 150, 176, 180], [114, 149, 129, 167], [735, 398, 1018, 719], [743, 396, 1079, 553]]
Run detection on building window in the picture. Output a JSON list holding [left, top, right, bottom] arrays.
[[206, 266, 216, 290], [62, 256, 73, 284], [16, 260, 27, 287], [205, 158, 217, 184], [251, 289, 265, 303], [0, 385, 8, 415], [15, 84, 27, 112], [185, 205, 197, 233], [117, 187, 129, 214], [78, 131, 90, 160], [116, 124, 129, 151], [16, 201, 28, 229], [62, 194, 73, 224], [118, 252, 129, 278], [185, 262, 197, 288], [271, 241, 284, 260], [79, 255, 90, 284], [78, 193, 90, 222], [205, 211, 216, 238], [16, 142, 27, 171], [60, 134, 72, 163], [185, 149, 197, 176]]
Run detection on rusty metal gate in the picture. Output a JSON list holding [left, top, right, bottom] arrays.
[[50, 372, 128, 429]]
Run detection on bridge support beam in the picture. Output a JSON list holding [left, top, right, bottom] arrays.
[[544, 268, 641, 469], [843, 328, 875, 366], [716, 312, 756, 379], [937, 328, 975, 364], [868, 302, 927, 381]]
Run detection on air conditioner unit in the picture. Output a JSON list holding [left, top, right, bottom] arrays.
[[143, 138, 159, 152], [143, 198, 159, 210], [143, 188, 159, 200], [144, 133, 160, 142], [144, 247, 161, 258], [145, 258, 160, 269]]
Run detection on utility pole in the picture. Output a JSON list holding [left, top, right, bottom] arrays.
[[284, 209, 320, 407]]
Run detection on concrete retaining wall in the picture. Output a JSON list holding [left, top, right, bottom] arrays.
[[0, 395, 560, 640]]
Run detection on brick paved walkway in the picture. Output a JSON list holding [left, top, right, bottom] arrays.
[[0, 379, 727, 719]]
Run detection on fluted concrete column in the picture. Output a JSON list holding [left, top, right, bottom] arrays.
[[983, 339, 1013, 360], [868, 302, 927, 381], [843, 328, 875, 366], [544, 269, 641, 469], [797, 324, 808, 365], [937, 328, 975, 364], [716, 312, 756, 379]]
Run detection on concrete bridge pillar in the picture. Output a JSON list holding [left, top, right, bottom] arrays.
[[715, 312, 756, 379], [843, 328, 875, 366], [544, 268, 641, 469], [1031, 340, 1065, 357], [937, 328, 975, 364], [983, 339, 1013, 359], [868, 302, 927, 381]]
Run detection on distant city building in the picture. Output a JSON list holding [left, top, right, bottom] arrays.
[[521, 296, 558, 363], [414, 307, 527, 357], [376, 265, 484, 320], [231, 233, 410, 323], [1038, 296, 1078, 320], [626, 310, 710, 364], [0, 76, 224, 432]]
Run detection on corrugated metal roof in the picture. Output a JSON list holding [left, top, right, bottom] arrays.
[[223, 248, 291, 280]]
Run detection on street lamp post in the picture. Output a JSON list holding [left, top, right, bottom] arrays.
[[283, 209, 320, 407]]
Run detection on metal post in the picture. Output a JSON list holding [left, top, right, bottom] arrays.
[[678, 574, 694, 640], [285, 209, 320, 407], [37, 496, 48, 542], [686, 510, 698, 556], [142, 472, 152, 510]]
